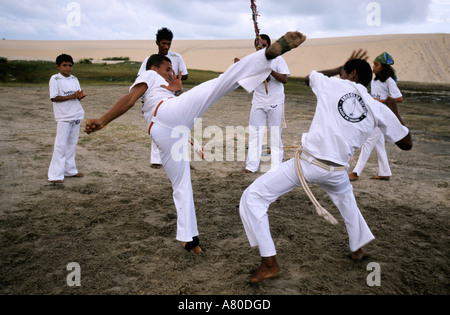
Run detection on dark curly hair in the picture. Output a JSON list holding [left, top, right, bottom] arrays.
[[156, 27, 173, 42], [343, 59, 373, 87], [254, 34, 271, 48], [146, 54, 172, 71], [374, 64, 397, 83], [56, 54, 74, 66]]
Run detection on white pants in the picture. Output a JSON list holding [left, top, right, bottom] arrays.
[[352, 127, 391, 176], [150, 49, 273, 242], [48, 121, 81, 181], [245, 104, 284, 172], [240, 156, 375, 257], [150, 140, 162, 165]]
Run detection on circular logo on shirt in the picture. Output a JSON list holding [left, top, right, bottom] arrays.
[[337, 93, 368, 123]]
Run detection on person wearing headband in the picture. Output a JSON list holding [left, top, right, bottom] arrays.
[[348, 51, 403, 181]]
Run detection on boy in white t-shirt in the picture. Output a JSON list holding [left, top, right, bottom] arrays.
[[239, 50, 412, 283], [237, 34, 290, 174], [48, 54, 86, 183], [138, 27, 189, 169], [349, 52, 403, 181]]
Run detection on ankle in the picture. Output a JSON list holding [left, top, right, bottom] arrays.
[[261, 256, 278, 268]]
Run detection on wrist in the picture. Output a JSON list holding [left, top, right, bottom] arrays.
[[175, 88, 183, 96]]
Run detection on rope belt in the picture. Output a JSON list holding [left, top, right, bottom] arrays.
[[294, 147, 348, 225]]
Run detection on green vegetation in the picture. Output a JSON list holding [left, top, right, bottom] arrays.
[[0, 59, 447, 96], [79, 58, 93, 64], [102, 56, 130, 61], [0, 59, 220, 86], [0, 58, 312, 95], [0, 59, 140, 85]]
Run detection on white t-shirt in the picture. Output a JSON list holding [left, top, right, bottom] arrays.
[[370, 77, 402, 101], [252, 56, 290, 106], [302, 71, 409, 165], [49, 74, 84, 122], [138, 51, 188, 77], [130, 70, 175, 125]]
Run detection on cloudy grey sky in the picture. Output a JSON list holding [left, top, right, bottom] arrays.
[[0, 0, 448, 40]]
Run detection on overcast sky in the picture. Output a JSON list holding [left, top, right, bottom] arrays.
[[0, 0, 448, 40]]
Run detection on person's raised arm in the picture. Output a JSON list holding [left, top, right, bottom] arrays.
[[385, 97, 412, 150], [270, 70, 288, 84], [305, 49, 369, 86], [161, 71, 182, 93], [85, 83, 147, 134]]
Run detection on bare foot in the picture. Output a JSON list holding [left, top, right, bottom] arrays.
[[242, 168, 252, 173], [348, 172, 359, 181], [182, 243, 202, 253], [370, 175, 390, 180], [266, 31, 307, 59], [248, 256, 279, 283], [352, 248, 368, 261], [68, 172, 84, 178]]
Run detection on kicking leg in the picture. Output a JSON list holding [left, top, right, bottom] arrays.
[[165, 31, 307, 129]]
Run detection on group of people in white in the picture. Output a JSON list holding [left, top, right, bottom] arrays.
[[48, 28, 411, 283]]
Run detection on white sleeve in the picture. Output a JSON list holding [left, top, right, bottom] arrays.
[[376, 103, 409, 143], [274, 57, 290, 75], [178, 55, 188, 76], [137, 56, 150, 76], [130, 70, 153, 91], [49, 75, 59, 99], [309, 70, 329, 94], [387, 77, 402, 99], [74, 77, 81, 91]]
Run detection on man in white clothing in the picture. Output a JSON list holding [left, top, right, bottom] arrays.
[[85, 31, 307, 254], [239, 50, 412, 283], [138, 27, 189, 168], [238, 34, 290, 174]]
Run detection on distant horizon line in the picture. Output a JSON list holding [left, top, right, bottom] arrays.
[[1, 32, 448, 41]]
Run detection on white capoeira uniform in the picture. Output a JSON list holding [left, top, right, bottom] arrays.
[[352, 77, 403, 177], [240, 71, 409, 257], [245, 56, 290, 173], [131, 49, 273, 242], [138, 52, 188, 165], [48, 73, 85, 181]]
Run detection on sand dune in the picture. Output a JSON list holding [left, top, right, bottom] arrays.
[[0, 33, 448, 84]]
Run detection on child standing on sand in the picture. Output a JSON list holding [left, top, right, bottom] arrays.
[[48, 54, 86, 183], [349, 52, 403, 181]]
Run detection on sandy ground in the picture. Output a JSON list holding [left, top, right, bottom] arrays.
[[0, 84, 449, 295], [1, 33, 449, 84]]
